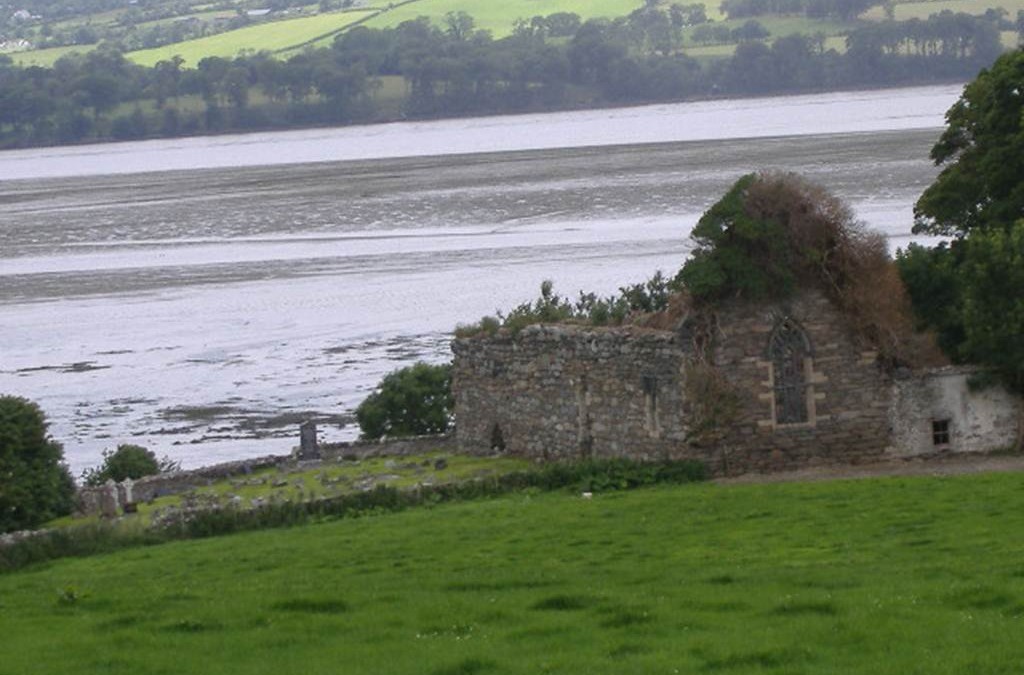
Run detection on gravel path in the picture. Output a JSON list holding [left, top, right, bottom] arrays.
[[716, 453, 1024, 485]]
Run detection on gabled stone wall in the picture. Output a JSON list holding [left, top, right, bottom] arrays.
[[708, 291, 892, 473], [452, 291, 905, 476]]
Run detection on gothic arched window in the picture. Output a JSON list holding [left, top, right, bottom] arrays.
[[768, 318, 811, 425]]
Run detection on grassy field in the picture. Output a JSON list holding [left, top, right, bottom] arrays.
[[683, 18, 852, 58], [126, 9, 377, 66], [359, 0, 647, 37], [132, 9, 237, 31], [48, 450, 530, 529], [11, 0, 1021, 68], [884, 0, 1024, 20], [10, 44, 90, 67], [4, 470, 1024, 674]]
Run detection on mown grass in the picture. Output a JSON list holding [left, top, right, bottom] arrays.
[[126, 9, 377, 66], [360, 0, 647, 37], [4, 470, 1024, 674]]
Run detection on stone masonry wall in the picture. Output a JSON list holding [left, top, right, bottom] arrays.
[[452, 290, 898, 476], [452, 324, 693, 462], [708, 291, 892, 474]]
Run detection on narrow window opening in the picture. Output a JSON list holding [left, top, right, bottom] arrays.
[[932, 419, 950, 447], [642, 375, 660, 437], [768, 319, 811, 425], [576, 375, 594, 457], [490, 423, 506, 452]]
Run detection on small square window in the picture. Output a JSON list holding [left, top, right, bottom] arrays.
[[932, 419, 951, 446]]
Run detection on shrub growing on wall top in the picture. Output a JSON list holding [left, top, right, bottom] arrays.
[[677, 171, 944, 367], [678, 172, 862, 302]]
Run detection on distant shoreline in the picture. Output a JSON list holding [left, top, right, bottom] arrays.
[[0, 77, 967, 159]]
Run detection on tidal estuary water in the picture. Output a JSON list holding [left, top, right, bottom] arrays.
[[0, 84, 961, 474]]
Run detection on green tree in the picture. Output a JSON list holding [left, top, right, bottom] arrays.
[[895, 242, 965, 358], [914, 48, 1024, 237], [675, 173, 791, 301], [0, 396, 75, 533], [900, 49, 1024, 396], [958, 221, 1024, 392], [731, 19, 770, 42], [80, 443, 179, 486], [355, 363, 453, 440]]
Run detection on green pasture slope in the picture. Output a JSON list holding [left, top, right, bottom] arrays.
[[359, 0, 646, 36], [125, 0, 645, 65], [12, 0, 1022, 67], [127, 9, 376, 66], [4, 471, 1024, 674], [10, 44, 86, 67]]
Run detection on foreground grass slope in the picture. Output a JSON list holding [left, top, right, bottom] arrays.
[[4, 471, 1024, 674]]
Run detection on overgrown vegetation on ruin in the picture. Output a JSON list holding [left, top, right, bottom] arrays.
[[454, 274, 678, 338], [4, 471, 1024, 674], [457, 171, 940, 369], [680, 171, 943, 367]]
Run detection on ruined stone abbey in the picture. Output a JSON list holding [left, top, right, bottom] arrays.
[[452, 289, 1021, 475]]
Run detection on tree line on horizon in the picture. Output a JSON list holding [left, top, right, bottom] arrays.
[[0, 7, 1013, 149]]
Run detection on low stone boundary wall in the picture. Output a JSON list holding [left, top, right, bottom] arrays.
[[75, 433, 454, 517], [0, 527, 53, 551]]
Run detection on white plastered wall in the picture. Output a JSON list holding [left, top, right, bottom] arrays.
[[888, 367, 1020, 457]]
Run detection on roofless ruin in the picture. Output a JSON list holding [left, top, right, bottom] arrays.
[[451, 173, 1021, 475]]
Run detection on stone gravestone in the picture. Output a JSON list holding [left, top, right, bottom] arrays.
[[75, 488, 102, 517], [299, 420, 321, 461], [99, 480, 121, 519], [120, 478, 138, 514], [117, 478, 134, 505]]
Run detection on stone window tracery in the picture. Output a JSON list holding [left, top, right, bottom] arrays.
[[768, 318, 812, 426]]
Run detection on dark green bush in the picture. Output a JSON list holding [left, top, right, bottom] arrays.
[[80, 444, 180, 486], [355, 363, 453, 440], [0, 395, 75, 533]]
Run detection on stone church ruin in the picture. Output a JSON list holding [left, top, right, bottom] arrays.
[[452, 290, 1020, 475], [451, 173, 1022, 475]]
